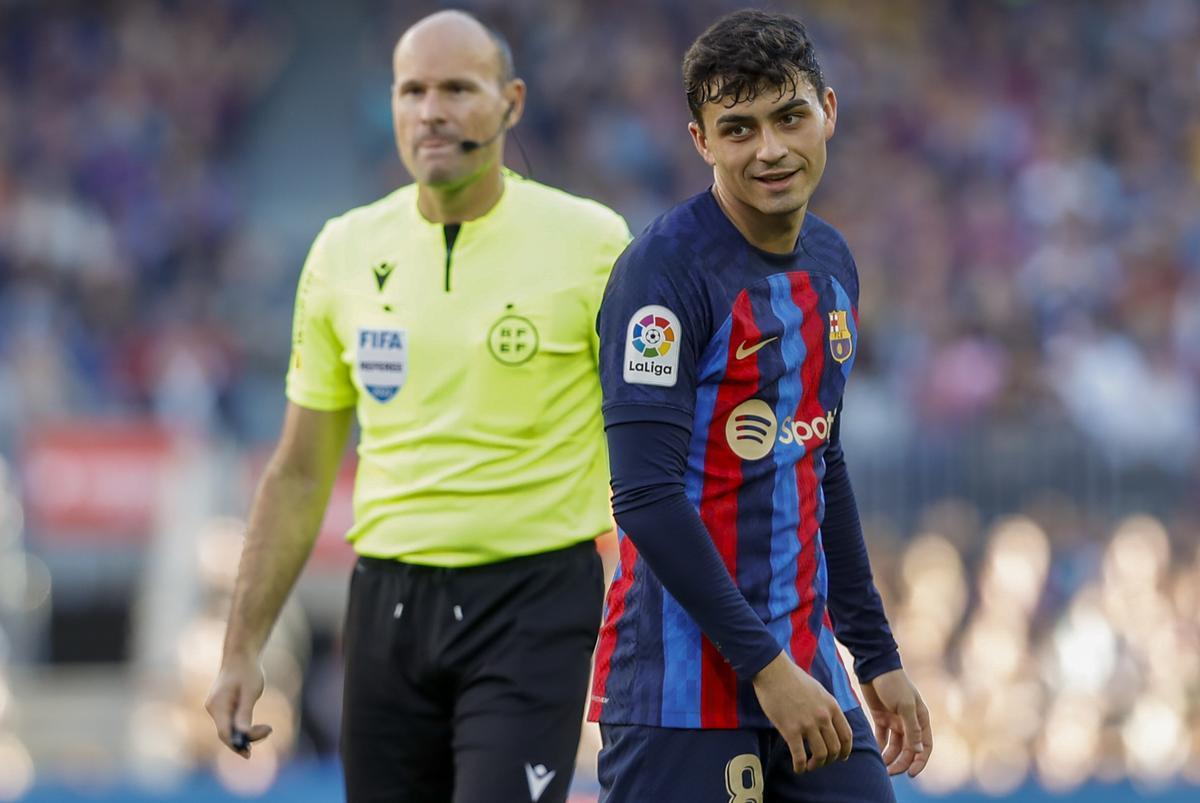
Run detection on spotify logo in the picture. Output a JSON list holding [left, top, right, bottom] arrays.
[[724, 399, 778, 461]]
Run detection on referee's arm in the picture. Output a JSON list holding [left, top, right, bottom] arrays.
[[205, 401, 353, 757]]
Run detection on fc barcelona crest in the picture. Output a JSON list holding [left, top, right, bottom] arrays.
[[828, 310, 853, 364]]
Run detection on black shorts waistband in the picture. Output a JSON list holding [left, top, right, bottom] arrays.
[[355, 538, 597, 577]]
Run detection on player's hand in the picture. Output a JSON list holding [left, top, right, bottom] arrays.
[[752, 652, 853, 773], [204, 658, 273, 759], [861, 669, 932, 777]]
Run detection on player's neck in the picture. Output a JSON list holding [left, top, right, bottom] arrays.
[[711, 183, 805, 255], [417, 166, 505, 224]]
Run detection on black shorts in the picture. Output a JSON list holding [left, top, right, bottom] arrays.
[[340, 540, 605, 803]]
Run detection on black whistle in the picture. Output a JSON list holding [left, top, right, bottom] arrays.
[[231, 729, 250, 751]]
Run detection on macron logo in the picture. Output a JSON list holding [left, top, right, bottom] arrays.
[[525, 763, 556, 802]]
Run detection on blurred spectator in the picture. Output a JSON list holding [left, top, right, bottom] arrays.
[[0, 0, 286, 442], [347, 0, 1200, 477], [2, 0, 1198, 480], [2, 4, 1199, 797]]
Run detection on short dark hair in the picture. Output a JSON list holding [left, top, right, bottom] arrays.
[[682, 9, 826, 125]]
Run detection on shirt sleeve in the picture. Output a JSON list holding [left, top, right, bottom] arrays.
[[821, 407, 902, 682], [285, 222, 357, 411], [586, 211, 634, 366], [607, 419, 783, 680], [596, 233, 710, 430]]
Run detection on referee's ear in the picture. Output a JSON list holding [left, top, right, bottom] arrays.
[[502, 78, 527, 130]]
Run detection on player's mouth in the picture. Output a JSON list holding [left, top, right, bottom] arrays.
[[752, 169, 801, 191]]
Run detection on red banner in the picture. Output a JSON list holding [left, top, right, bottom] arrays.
[[22, 423, 178, 542]]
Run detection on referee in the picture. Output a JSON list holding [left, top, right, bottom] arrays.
[[205, 11, 630, 803]]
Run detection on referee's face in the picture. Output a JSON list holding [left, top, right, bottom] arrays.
[[391, 18, 517, 188], [689, 77, 837, 222]]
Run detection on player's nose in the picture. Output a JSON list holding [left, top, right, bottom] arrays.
[[755, 128, 788, 165]]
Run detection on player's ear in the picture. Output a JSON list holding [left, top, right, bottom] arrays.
[[688, 121, 716, 167], [822, 86, 837, 141]]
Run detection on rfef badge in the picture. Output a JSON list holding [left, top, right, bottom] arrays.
[[828, 310, 853, 364], [357, 328, 407, 402]]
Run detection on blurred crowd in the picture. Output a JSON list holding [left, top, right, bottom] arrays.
[[138, 504, 1200, 796], [1, 3, 1199, 797], [2, 0, 1198, 481], [0, 0, 286, 452], [861, 504, 1200, 795], [352, 0, 1200, 477]]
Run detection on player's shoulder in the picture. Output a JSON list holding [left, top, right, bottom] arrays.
[[799, 211, 859, 298], [506, 174, 629, 240], [601, 194, 715, 316], [799, 212, 856, 271], [616, 191, 713, 276]]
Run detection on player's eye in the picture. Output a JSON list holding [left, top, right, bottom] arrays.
[[725, 124, 751, 138], [780, 113, 801, 125]]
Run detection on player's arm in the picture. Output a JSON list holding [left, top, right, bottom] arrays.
[[606, 416, 853, 772], [598, 232, 851, 771], [205, 401, 353, 757], [821, 408, 931, 776], [820, 405, 900, 679], [607, 418, 780, 676]]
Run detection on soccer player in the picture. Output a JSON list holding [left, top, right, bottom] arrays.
[[589, 10, 931, 802], [204, 11, 629, 803]]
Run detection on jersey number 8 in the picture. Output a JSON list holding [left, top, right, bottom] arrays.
[[725, 753, 764, 803]]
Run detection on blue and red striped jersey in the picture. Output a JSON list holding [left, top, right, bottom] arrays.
[[590, 189, 862, 729]]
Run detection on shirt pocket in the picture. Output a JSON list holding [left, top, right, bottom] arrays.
[[469, 288, 590, 437]]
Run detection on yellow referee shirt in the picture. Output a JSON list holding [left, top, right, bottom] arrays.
[[285, 173, 631, 566]]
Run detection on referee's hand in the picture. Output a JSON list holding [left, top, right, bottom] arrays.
[[205, 659, 273, 759]]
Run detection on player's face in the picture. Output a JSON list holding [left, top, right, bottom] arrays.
[[689, 77, 837, 220], [391, 32, 519, 188]]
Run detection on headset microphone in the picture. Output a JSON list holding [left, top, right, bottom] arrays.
[[459, 103, 515, 152]]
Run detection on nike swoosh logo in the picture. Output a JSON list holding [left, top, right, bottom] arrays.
[[735, 337, 778, 360], [525, 764, 556, 802]]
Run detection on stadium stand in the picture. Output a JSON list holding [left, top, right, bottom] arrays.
[[0, 0, 1196, 799]]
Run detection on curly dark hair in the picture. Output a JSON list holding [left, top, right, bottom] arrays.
[[682, 9, 826, 125]]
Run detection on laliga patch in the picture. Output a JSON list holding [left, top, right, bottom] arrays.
[[357, 328, 407, 402], [624, 305, 680, 387]]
